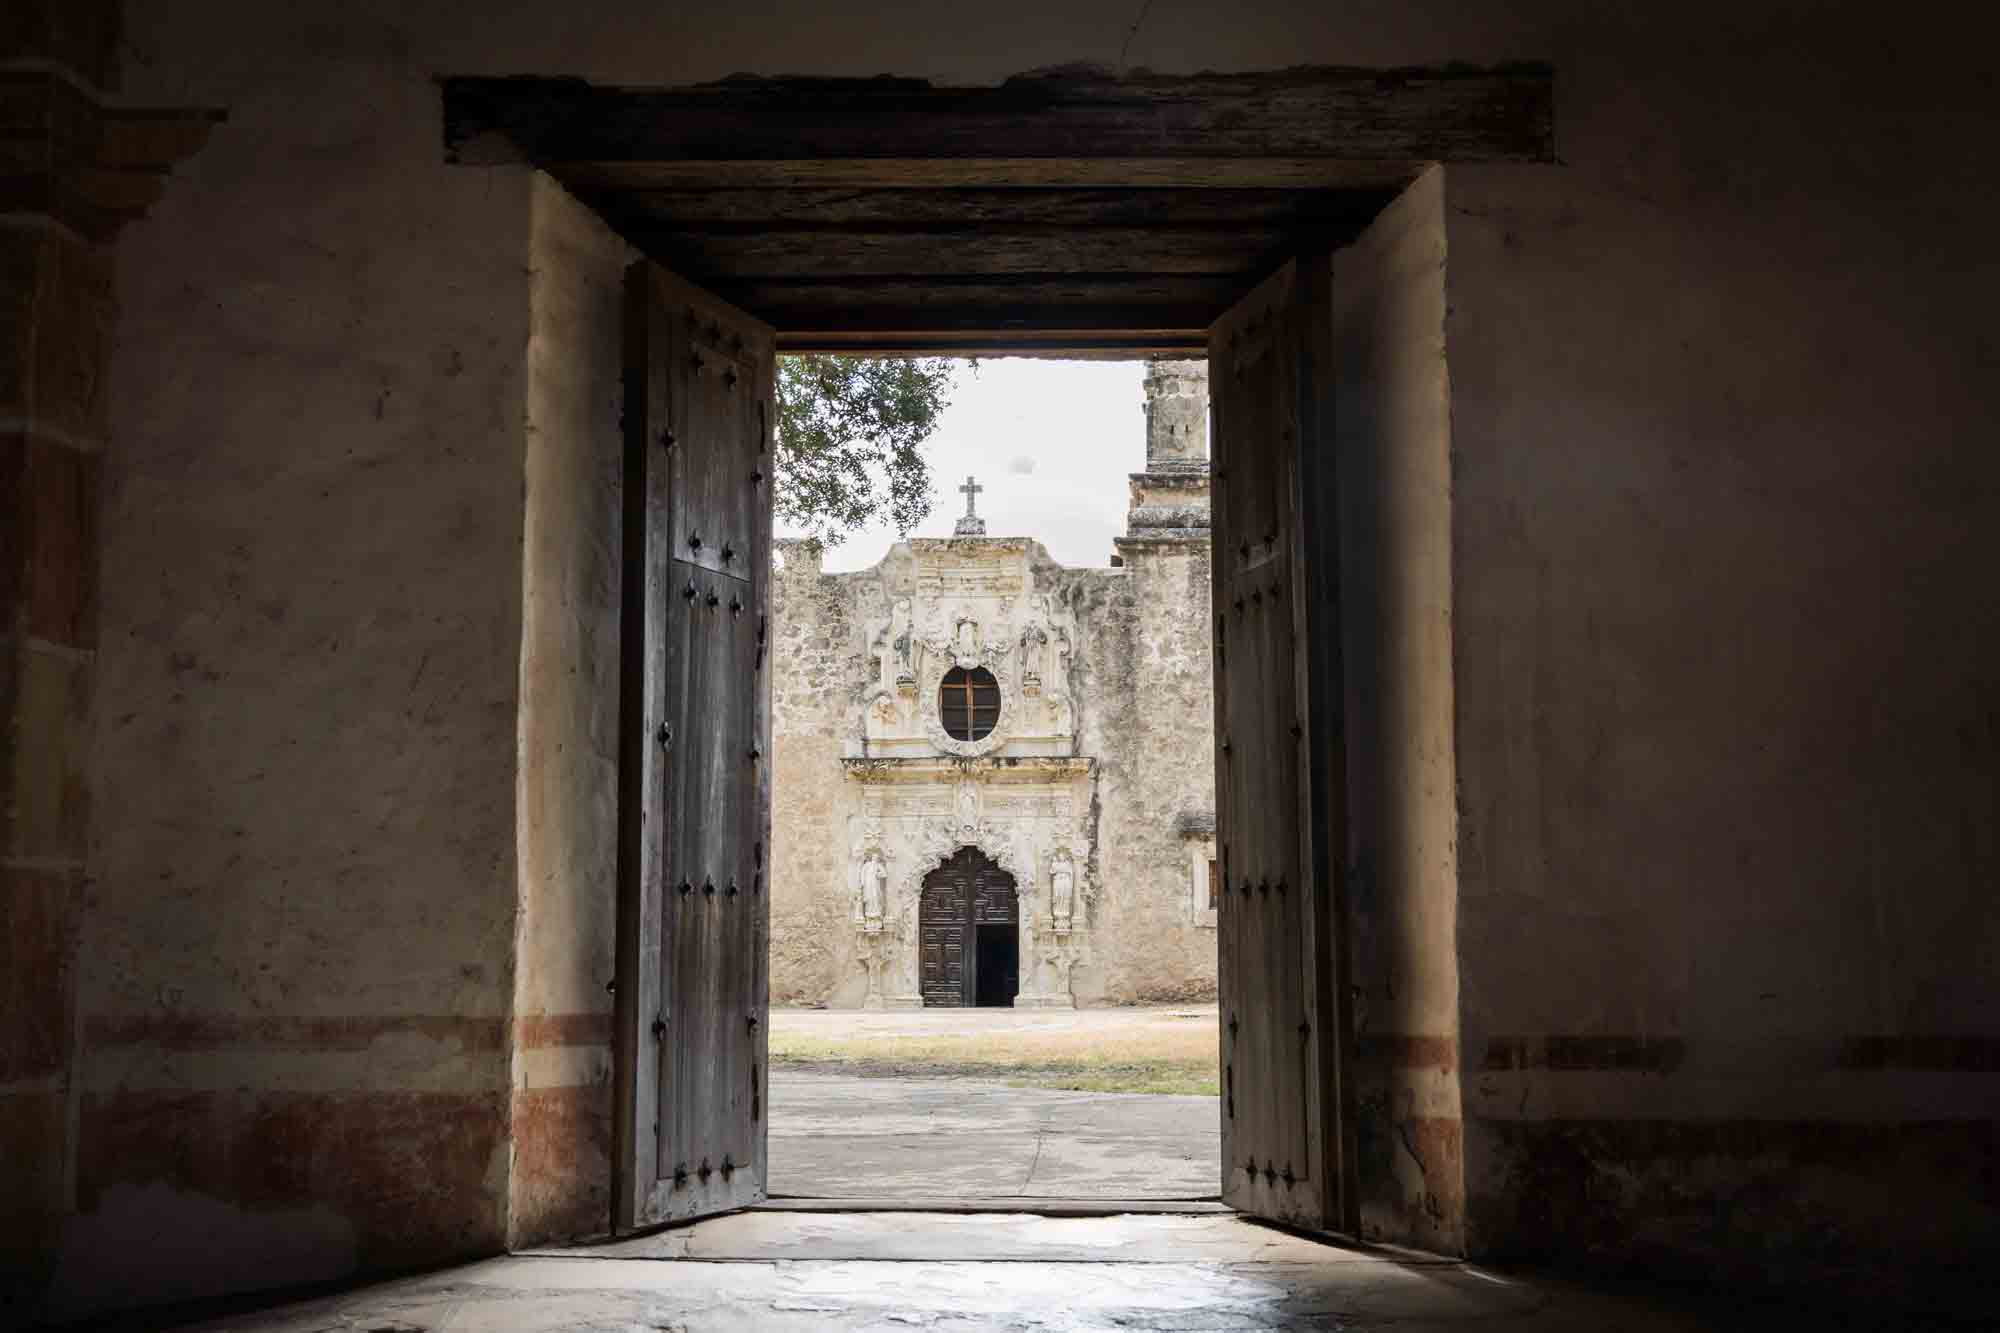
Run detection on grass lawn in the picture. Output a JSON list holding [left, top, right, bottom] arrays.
[[768, 1012, 1221, 1095]]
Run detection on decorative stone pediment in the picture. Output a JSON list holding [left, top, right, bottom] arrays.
[[855, 538, 1080, 760]]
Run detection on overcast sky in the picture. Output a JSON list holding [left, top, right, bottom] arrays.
[[781, 358, 1151, 573]]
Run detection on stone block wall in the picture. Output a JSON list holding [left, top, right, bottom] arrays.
[[1095, 538, 1218, 1002], [769, 539, 865, 1003]]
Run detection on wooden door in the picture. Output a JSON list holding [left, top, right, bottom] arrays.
[[919, 848, 1017, 1006], [1208, 255, 1357, 1232], [615, 260, 774, 1230], [919, 861, 971, 1006]]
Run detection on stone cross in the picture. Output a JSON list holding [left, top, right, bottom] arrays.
[[953, 474, 987, 536]]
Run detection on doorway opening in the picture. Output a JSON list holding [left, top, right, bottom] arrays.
[[975, 925, 1018, 1007], [477, 63, 1554, 1241], [758, 354, 1224, 1205]]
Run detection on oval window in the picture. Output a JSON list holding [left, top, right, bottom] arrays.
[[940, 666, 1001, 741]]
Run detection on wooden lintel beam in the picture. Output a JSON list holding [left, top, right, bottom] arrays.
[[442, 65, 1554, 173], [616, 223, 1317, 279], [703, 278, 1245, 316], [744, 301, 1222, 333], [596, 186, 1400, 227], [543, 158, 1429, 191], [777, 332, 1208, 358]]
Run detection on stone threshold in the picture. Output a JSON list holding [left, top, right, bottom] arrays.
[[758, 1195, 1229, 1215]]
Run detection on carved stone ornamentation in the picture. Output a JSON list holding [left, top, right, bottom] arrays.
[[917, 644, 1019, 758]]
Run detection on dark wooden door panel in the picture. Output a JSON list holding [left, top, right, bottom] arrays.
[[617, 261, 774, 1232], [1209, 256, 1355, 1232], [920, 868, 969, 1007], [920, 848, 1018, 1007]]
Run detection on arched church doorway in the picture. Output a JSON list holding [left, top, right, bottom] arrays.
[[919, 847, 1019, 1007]]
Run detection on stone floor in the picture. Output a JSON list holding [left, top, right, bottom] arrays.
[[175, 1211, 1727, 1331], [770, 1069, 1220, 1199]]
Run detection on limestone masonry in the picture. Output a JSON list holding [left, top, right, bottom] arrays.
[[771, 362, 1218, 1007]]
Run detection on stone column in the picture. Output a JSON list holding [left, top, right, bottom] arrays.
[[0, 3, 217, 1309]]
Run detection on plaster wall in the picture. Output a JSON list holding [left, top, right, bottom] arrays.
[[36, 0, 2000, 1317], [1331, 169, 1464, 1253], [1442, 21, 2000, 1282], [72, 17, 536, 1309], [508, 175, 631, 1248]]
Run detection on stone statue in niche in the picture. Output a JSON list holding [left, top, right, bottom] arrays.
[[1019, 621, 1048, 696], [865, 608, 896, 697], [955, 780, 979, 833], [1049, 846, 1077, 933], [849, 830, 888, 933], [953, 613, 982, 665], [890, 598, 914, 689]]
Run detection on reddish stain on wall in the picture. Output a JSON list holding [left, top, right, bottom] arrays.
[[77, 1089, 508, 1267], [509, 1083, 612, 1246]]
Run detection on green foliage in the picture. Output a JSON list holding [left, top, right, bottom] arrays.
[[775, 354, 958, 547]]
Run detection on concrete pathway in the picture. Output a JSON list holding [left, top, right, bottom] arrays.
[[770, 1069, 1221, 1199], [771, 1003, 1220, 1039], [183, 1211, 1728, 1331]]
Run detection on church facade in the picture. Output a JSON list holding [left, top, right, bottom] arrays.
[[770, 362, 1218, 1007]]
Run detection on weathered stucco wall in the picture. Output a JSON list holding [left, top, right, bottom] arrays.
[[74, 13, 537, 1306], [509, 175, 631, 1248], [1444, 15, 2000, 1286], [24, 0, 1998, 1318], [1331, 168, 1463, 1254]]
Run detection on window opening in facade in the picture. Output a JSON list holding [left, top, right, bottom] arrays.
[[940, 666, 1001, 741]]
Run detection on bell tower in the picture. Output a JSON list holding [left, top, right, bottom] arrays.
[[1119, 360, 1211, 552]]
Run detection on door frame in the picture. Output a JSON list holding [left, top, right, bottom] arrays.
[[556, 66, 1540, 1239]]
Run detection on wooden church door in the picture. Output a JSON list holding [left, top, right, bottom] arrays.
[[1207, 254, 1358, 1233], [919, 848, 1018, 1007], [614, 260, 774, 1231]]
